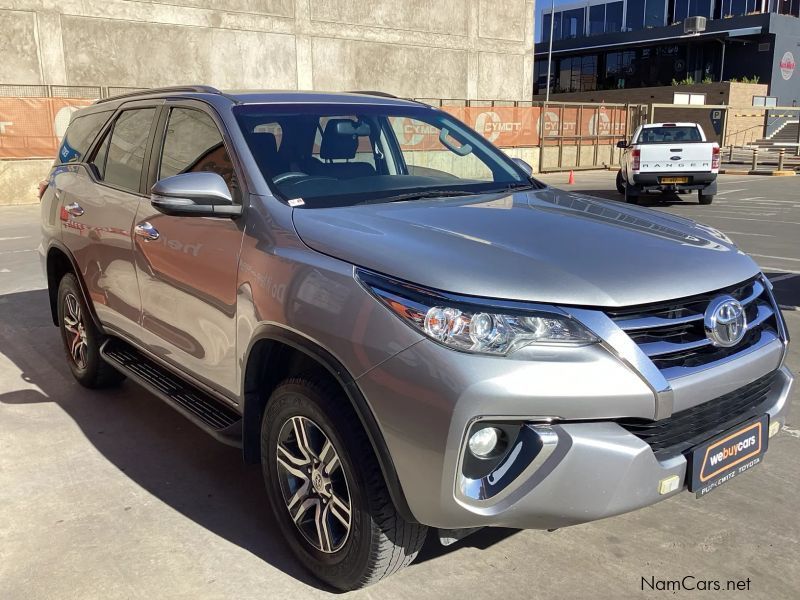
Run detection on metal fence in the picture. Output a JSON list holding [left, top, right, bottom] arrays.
[[0, 84, 142, 100]]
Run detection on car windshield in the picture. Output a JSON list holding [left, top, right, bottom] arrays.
[[233, 103, 532, 208], [637, 126, 702, 143]]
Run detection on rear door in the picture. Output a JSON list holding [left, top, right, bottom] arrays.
[[132, 101, 245, 398], [58, 102, 160, 334]]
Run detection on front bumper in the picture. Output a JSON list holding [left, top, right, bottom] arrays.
[[356, 336, 792, 530]]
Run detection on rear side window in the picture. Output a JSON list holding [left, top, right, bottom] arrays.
[[56, 111, 112, 164], [92, 108, 156, 193], [158, 107, 236, 196]]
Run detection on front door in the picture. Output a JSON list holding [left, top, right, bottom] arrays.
[[132, 103, 244, 398]]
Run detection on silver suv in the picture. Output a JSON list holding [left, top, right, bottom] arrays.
[[40, 86, 792, 590]]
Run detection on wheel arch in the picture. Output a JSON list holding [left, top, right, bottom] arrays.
[[242, 324, 418, 524], [46, 242, 103, 332]]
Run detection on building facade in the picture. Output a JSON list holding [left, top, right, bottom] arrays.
[[534, 1, 799, 106]]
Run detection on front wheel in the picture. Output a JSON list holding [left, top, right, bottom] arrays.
[[699, 192, 714, 205], [261, 378, 427, 590]]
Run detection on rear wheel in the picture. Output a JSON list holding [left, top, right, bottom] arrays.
[[624, 184, 640, 204], [615, 170, 625, 194], [698, 191, 714, 205], [57, 273, 124, 388], [261, 377, 427, 590]]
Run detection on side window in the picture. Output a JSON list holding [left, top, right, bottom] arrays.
[[159, 107, 237, 197], [92, 108, 156, 193], [56, 110, 113, 164]]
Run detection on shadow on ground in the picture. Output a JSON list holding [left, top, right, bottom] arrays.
[[0, 288, 524, 592]]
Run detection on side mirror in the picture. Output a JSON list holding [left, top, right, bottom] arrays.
[[512, 157, 533, 176], [151, 172, 241, 217], [616, 140, 628, 149]]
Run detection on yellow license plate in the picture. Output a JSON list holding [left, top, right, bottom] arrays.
[[660, 177, 688, 184]]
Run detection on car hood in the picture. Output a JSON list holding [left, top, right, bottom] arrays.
[[291, 187, 760, 307]]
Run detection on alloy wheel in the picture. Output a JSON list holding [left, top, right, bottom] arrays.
[[63, 292, 88, 370], [276, 415, 352, 553]]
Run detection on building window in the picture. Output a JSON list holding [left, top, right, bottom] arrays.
[[627, 0, 646, 31], [606, 2, 624, 32], [589, 4, 605, 36], [676, 0, 713, 20], [562, 8, 586, 39], [645, 0, 667, 27], [556, 55, 599, 92]]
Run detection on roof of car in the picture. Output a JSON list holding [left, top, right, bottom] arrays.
[[94, 86, 425, 108], [642, 122, 700, 128]]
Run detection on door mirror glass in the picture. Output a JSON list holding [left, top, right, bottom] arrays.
[[151, 172, 240, 217], [616, 140, 628, 149]]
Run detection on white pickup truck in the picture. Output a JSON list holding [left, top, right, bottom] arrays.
[[616, 122, 720, 205]]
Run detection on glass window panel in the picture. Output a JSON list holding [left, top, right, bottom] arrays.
[[102, 108, 156, 193], [542, 12, 551, 42], [627, 0, 646, 30], [589, 4, 605, 35], [645, 0, 666, 27], [563, 8, 586, 39], [689, 0, 712, 17], [605, 2, 624, 32], [674, 0, 690, 19], [553, 11, 563, 41]]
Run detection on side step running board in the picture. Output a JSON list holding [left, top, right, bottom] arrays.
[[101, 337, 242, 447]]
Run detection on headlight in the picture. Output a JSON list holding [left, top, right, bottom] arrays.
[[357, 269, 598, 356]]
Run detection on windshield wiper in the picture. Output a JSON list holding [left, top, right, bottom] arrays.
[[362, 189, 479, 204]]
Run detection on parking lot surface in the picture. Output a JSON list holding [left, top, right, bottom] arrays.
[[1, 173, 798, 599]]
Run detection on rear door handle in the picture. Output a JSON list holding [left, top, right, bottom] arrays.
[[134, 222, 160, 241], [64, 202, 84, 217]]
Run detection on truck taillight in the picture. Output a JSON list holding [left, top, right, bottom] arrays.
[[711, 145, 720, 170], [37, 180, 49, 201], [631, 149, 641, 172]]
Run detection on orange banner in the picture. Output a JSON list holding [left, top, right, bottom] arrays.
[[0, 97, 94, 159]]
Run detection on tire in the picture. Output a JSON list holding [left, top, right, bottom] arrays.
[[615, 170, 625, 194], [261, 377, 427, 590], [699, 192, 714, 205], [624, 184, 640, 204], [57, 273, 124, 388]]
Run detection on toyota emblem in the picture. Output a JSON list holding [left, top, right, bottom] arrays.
[[704, 296, 747, 347]]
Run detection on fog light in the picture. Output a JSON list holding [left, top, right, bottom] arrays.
[[769, 420, 781, 438], [468, 426, 501, 458], [658, 475, 680, 495]]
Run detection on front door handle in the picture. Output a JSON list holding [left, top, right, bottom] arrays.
[[134, 222, 160, 241], [64, 202, 84, 217]]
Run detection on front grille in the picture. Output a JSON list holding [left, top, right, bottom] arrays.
[[608, 277, 780, 377], [619, 371, 779, 459]]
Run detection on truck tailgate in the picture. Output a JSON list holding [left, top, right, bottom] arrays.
[[639, 143, 715, 173]]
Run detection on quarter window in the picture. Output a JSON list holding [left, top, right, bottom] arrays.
[[92, 108, 156, 193], [159, 108, 236, 197], [56, 110, 112, 164]]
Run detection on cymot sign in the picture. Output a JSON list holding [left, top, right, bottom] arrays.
[[780, 51, 795, 81]]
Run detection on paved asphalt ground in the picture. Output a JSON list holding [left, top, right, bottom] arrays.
[[1, 173, 798, 599]]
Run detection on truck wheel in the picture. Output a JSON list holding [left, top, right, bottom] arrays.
[[261, 377, 428, 590], [57, 273, 124, 388], [615, 170, 625, 194], [624, 184, 640, 204], [698, 192, 714, 205]]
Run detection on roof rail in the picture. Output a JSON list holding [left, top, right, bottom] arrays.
[[346, 90, 400, 99], [95, 85, 222, 104]]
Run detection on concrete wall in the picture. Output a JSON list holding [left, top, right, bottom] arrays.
[[0, 0, 535, 101]]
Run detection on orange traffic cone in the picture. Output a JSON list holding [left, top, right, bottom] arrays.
[[567, 170, 575, 184]]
